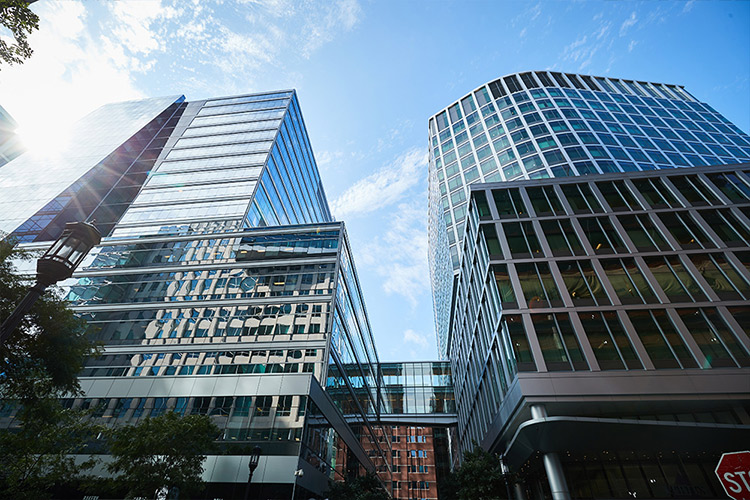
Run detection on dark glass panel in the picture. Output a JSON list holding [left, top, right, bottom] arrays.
[[578, 312, 624, 370], [504, 315, 536, 371], [677, 309, 737, 368], [531, 314, 571, 371], [627, 310, 680, 368], [690, 253, 749, 300], [493, 264, 517, 309]]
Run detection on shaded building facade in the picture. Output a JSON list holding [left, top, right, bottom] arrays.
[[452, 164, 750, 498]]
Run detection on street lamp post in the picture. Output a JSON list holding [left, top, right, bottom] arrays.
[[243, 446, 262, 500], [0, 221, 101, 347], [290, 468, 304, 500], [500, 455, 514, 500]]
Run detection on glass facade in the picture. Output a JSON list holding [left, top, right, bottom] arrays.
[[452, 164, 750, 498], [0, 95, 184, 240], [428, 71, 750, 358], [0, 92, 391, 499]]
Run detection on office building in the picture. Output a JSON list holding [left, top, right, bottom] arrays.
[[428, 71, 750, 359], [0, 92, 393, 499], [453, 163, 750, 498]]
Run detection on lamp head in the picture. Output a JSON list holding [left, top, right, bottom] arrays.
[[249, 446, 262, 471], [36, 221, 101, 286]]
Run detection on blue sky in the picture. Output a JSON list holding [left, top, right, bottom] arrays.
[[2, 0, 749, 361]]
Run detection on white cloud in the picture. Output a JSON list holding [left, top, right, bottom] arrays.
[[619, 11, 638, 36], [628, 40, 638, 52], [403, 329, 429, 348], [355, 196, 430, 308], [1, 1, 144, 143], [331, 147, 427, 218]]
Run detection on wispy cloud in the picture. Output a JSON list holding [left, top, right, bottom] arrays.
[[355, 196, 430, 308], [619, 11, 638, 36], [331, 147, 426, 218], [2, 0, 363, 129], [403, 329, 429, 348]]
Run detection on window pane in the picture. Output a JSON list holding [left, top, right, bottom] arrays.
[[677, 309, 737, 368], [627, 310, 680, 369], [493, 264, 517, 309], [532, 314, 571, 371], [600, 258, 657, 305], [578, 312, 624, 370], [504, 315, 536, 372]]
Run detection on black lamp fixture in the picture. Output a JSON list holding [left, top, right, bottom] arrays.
[[0, 221, 101, 346], [244, 446, 263, 500]]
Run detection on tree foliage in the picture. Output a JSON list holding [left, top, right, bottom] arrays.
[[441, 444, 508, 500], [0, 397, 100, 500], [107, 412, 219, 499], [0, 242, 101, 499], [325, 473, 391, 500], [0, 0, 39, 67], [0, 241, 96, 402]]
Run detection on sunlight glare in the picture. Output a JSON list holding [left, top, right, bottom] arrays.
[[17, 116, 73, 158]]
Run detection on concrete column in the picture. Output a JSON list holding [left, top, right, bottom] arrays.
[[529, 404, 571, 500]]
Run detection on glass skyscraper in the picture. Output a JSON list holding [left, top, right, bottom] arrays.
[[428, 71, 750, 359], [428, 72, 750, 499], [0, 91, 393, 499]]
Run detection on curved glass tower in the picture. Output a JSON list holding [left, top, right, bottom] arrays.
[[428, 71, 750, 358]]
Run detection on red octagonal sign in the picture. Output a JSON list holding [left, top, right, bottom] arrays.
[[716, 451, 750, 500]]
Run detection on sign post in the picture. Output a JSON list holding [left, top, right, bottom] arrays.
[[716, 451, 750, 500]]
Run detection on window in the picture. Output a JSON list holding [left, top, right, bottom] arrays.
[[668, 175, 720, 206], [561, 183, 603, 214], [596, 181, 641, 211], [514, 262, 562, 308], [677, 308, 750, 368], [632, 178, 680, 209], [600, 258, 657, 305], [658, 212, 715, 250], [540, 219, 585, 256], [617, 214, 671, 252], [493, 264, 517, 309], [627, 310, 696, 369], [579, 217, 627, 254], [707, 172, 750, 202], [527, 186, 565, 216], [531, 313, 588, 371], [503, 315, 536, 372], [254, 396, 272, 416], [690, 253, 750, 300], [644, 255, 707, 302], [578, 311, 642, 370], [558, 260, 609, 306], [492, 188, 527, 218], [698, 209, 750, 247], [503, 222, 543, 258]]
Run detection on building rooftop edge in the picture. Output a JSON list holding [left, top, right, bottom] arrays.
[[428, 70, 690, 120]]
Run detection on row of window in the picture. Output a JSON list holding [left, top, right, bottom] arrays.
[[1, 395, 309, 433], [494, 251, 750, 309], [502, 307, 749, 372], [392, 450, 429, 458], [481, 210, 749, 262]]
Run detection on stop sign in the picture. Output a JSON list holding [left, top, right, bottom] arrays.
[[716, 451, 750, 500]]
